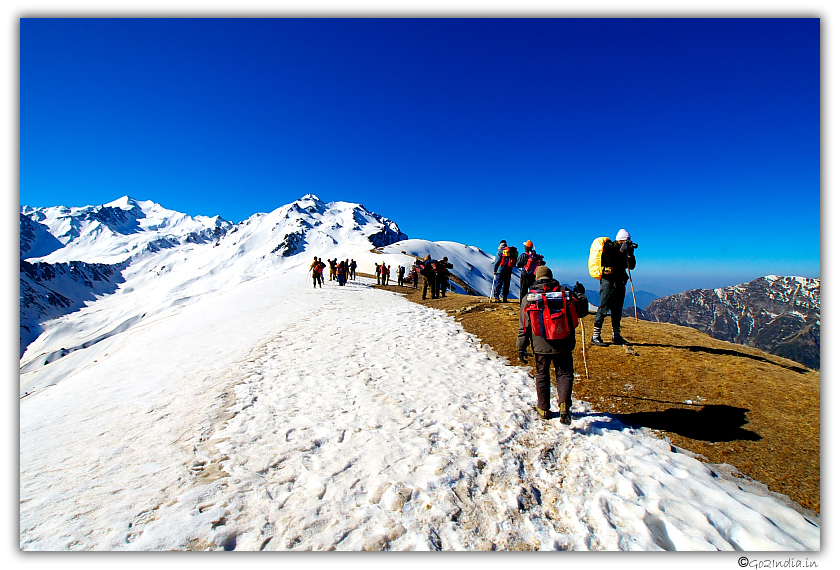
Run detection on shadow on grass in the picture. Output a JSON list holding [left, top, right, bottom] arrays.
[[613, 403, 763, 443], [631, 342, 810, 374]]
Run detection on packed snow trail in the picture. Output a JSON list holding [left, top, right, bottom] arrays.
[[19, 275, 819, 550]]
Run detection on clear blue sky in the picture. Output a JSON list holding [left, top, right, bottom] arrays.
[[20, 18, 819, 295]]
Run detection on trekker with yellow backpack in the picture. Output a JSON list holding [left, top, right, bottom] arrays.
[[492, 240, 518, 302], [589, 229, 637, 346]]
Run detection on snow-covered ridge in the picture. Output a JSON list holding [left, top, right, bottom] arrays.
[[19, 195, 505, 391]]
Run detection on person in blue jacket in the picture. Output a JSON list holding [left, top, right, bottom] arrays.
[[493, 240, 517, 302]]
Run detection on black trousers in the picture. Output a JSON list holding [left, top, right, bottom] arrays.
[[534, 352, 574, 413], [593, 279, 626, 332], [422, 275, 437, 299], [519, 273, 535, 299]]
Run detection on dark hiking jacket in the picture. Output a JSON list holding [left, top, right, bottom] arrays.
[[600, 241, 636, 283], [517, 278, 589, 355]]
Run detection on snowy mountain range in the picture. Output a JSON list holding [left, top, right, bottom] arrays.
[[640, 276, 820, 370], [20, 195, 510, 394]]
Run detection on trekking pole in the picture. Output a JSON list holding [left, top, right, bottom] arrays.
[[580, 317, 590, 381], [628, 269, 638, 322], [489, 273, 497, 303]]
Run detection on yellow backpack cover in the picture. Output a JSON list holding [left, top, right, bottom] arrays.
[[588, 237, 611, 279]]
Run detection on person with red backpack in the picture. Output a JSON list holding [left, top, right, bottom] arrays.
[[516, 265, 589, 424], [492, 240, 518, 302], [337, 260, 348, 286], [420, 254, 437, 300], [436, 256, 453, 297], [517, 240, 545, 299], [309, 256, 325, 288], [411, 264, 419, 289]]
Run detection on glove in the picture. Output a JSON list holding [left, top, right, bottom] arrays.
[[574, 281, 586, 295], [518, 350, 529, 364]]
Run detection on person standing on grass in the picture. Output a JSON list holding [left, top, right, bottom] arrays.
[[517, 240, 544, 299], [437, 257, 453, 297], [591, 228, 637, 347], [493, 240, 517, 302], [375, 262, 381, 285], [398, 265, 406, 286], [420, 255, 437, 300], [516, 265, 589, 424], [350, 259, 357, 280]]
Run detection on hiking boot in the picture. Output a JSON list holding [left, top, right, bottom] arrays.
[[611, 334, 628, 345], [591, 334, 608, 347], [492, 297, 501, 303], [536, 407, 551, 420], [560, 411, 572, 425]]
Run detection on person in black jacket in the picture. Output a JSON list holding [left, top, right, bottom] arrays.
[[436, 257, 453, 297], [516, 265, 589, 424], [420, 255, 437, 300], [517, 240, 544, 299], [592, 228, 637, 346]]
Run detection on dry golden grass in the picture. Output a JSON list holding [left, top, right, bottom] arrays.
[[373, 282, 820, 515]]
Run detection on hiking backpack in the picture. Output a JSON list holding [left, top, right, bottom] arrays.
[[523, 251, 544, 275], [588, 237, 611, 279], [500, 246, 518, 269], [524, 284, 580, 340]]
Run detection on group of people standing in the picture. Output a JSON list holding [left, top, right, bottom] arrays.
[[374, 255, 453, 300], [310, 257, 358, 287], [414, 255, 453, 300]]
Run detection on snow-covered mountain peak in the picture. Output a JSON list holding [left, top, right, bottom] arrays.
[[103, 195, 142, 211]]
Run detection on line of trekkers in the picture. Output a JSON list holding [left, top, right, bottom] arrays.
[[308, 229, 636, 426]]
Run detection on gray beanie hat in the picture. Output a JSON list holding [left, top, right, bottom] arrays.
[[616, 228, 631, 242], [535, 266, 552, 280]]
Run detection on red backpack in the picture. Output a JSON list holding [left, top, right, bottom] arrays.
[[500, 246, 518, 269], [524, 284, 579, 340], [523, 251, 544, 275]]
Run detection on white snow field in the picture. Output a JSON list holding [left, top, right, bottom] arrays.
[[20, 273, 819, 551]]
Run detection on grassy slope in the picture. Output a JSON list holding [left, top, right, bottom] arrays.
[[372, 280, 820, 515]]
